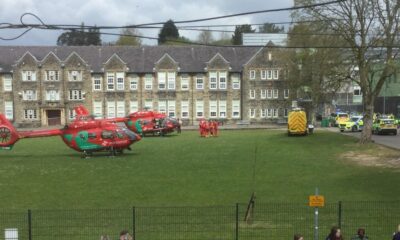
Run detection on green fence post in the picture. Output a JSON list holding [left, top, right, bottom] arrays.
[[338, 201, 342, 229], [28, 209, 32, 240], [235, 203, 239, 240], [132, 207, 136, 240]]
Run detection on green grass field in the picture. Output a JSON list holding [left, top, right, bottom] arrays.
[[0, 129, 399, 240], [0, 129, 399, 209]]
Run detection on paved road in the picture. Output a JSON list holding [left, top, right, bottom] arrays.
[[325, 127, 400, 150]]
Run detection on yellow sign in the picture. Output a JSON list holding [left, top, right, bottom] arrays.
[[309, 195, 325, 207]]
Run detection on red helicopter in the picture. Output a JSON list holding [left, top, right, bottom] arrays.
[[0, 105, 141, 158], [124, 111, 179, 136]]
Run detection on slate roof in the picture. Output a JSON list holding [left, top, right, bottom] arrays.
[[0, 45, 262, 73]]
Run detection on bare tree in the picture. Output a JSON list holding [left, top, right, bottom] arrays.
[[197, 30, 214, 44], [295, 0, 400, 143]]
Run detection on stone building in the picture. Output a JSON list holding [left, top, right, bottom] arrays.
[[0, 45, 291, 127]]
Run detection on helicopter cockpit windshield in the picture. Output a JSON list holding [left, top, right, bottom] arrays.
[[119, 126, 138, 141]]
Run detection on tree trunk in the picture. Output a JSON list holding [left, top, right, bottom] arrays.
[[360, 101, 374, 144]]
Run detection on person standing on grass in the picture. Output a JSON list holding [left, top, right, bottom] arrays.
[[326, 226, 344, 240], [294, 234, 304, 240], [393, 224, 400, 240], [351, 228, 368, 240], [119, 230, 133, 240], [177, 118, 182, 134], [135, 119, 143, 137]]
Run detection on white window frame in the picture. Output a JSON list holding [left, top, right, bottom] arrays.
[[144, 74, 153, 90], [261, 89, 267, 99], [267, 89, 272, 99], [249, 108, 255, 118], [273, 89, 279, 99], [106, 72, 115, 91], [284, 89, 290, 99], [273, 108, 279, 118], [260, 109, 266, 118], [46, 70, 59, 81], [219, 72, 227, 90], [22, 71, 36, 81], [232, 75, 240, 89], [158, 72, 166, 90], [68, 109, 76, 120], [218, 100, 226, 118], [158, 100, 167, 114], [232, 100, 240, 119], [284, 108, 289, 118], [181, 76, 189, 91], [209, 72, 217, 90], [24, 109, 37, 120], [116, 101, 125, 117], [267, 70, 273, 80], [45, 90, 60, 101], [93, 75, 102, 91], [4, 101, 13, 120], [116, 72, 125, 91], [354, 86, 361, 96], [3, 75, 12, 91], [196, 76, 204, 90], [129, 75, 138, 90], [129, 101, 138, 113], [267, 109, 273, 118], [144, 100, 153, 110], [167, 100, 176, 118], [69, 90, 83, 100], [250, 70, 256, 80], [23, 90, 37, 101], [167, 72, 176, 90], [249, 90, 256, 99], [209, 100, 218, 118], [69, 70, 82, 81], [261, 70, 267, 80], [181, 100, 189, 119], [196, 100, 204, 118], [93, 101, 103, 118], [273, 69, 279, 80], [107, 101, 116, 118]]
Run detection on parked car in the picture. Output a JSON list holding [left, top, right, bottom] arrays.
[[339, 116, 363, 132], [372, 118, 397, 135]]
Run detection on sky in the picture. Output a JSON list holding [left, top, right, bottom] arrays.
[[0, 0, 293, 46]]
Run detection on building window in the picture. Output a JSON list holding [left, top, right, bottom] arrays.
[[22, 71, 36, 81], [158, 72, 166, 90], [116, 72, 125, 91], [181, 76, 189, 90], [267, 89, 272, 99], [168, 100, 176, 117], [219, 100, 226, 118], [68, 109, 76, 120], [167, 72, 176, 90], [232, 75, 240, 89], [3, 75, 12, 91], [232, 100, 240, 118], [181, 100, 189, 118], [107, 73, 115, 91], [23, 90, 37, 101], [145, 74, 153, 90], [250, 70, 256, 80], [69, 71, 82, 81], [273, 89, 279, 99], [93, 101, 103, 117], [284, 89, 290, 99], [267, 109, 272, 118], [24, 109, 37, 119], [219, 72, 227, 89], [69, 90, 83, 100], [196, 100, 204, 118], [260, 109, 266, 118], [249, 108, 255, 118], [261, 89, 267, 99], [45, 70, 59, 81], [273, 70, 279, 80], [130, 101, 138, 113], [158, 100, 167, 114], [284, 108, 289, 118], [209, 72, 217, 90], [45, 90, 60, 101], [196, 76, 204, 89], [354, 86, 361, 96], [249, 90, 256, 99], [144, 100, 153, 110], [4, 101, 13, 120], [129, 75, 138, 90], [116, 101, 125, 117], [261, 70, 267, 80], [93, 75, 102, 91], [107, 101, 116, 118], [267, 70, 273, 80], [209, 100, 218, 118], [273, 108, 279, 118]]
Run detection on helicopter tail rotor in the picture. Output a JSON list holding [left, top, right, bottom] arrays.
[[0, 114, 19, 150]]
